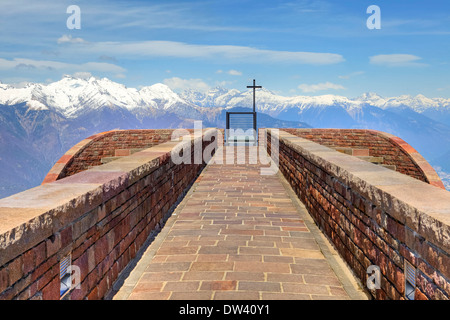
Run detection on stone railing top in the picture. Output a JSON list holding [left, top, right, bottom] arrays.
[[368, 129, 444, 189], [267, 129, 450, 253], [0, 128, 217, 266], [42, 129, 186, 184], [283, 128, 445, 189]]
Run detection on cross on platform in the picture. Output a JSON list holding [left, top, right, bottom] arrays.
[[247, 79, 262, 113]]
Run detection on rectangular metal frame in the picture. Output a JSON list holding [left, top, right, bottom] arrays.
[[225, 111, 257, 144]]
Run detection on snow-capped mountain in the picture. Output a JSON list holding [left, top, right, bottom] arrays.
[[182, 86, 450, 124], [356, 92, 450, 113], [1, 76, 450, 198], [181, 86, 450, 191], [181, 87, 241, 109], [3, 76, 450, 124], [0, 76, 309, 199], [0, 75, 204, 119]]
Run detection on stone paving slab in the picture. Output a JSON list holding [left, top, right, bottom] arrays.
[[111, 147, 367, 300]]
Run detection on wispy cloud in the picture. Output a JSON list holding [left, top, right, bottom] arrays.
[[163, 77, 210, 92], [87, 1, 259, 33], [227, 70, 242, 76], [71, 72, 92, 80], [298, 81, 345, 93], [57, 35, 86, 44], [67, 40, 344, 65], [339, 71, 364, 79], [437, 85, 450, 92], [0, 57, 125, 74], [273, 0, 331, 14], [369, 54, 428, 67], [217, 69, 243, 76]]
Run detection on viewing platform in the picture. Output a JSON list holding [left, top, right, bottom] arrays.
[[0, 128, 448, 300], [110, 146, 367, 300]]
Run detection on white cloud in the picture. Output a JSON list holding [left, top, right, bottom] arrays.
[[298, 82, 345, 93], [0, 57, 125, 74], [215, 80, 234, 87], [369, 54, 427, 67], [163, 77, 210, 92], [57, 34, 86, 44], [72, 72, 92, 79], [227, 69, 242, 76], [81, 62, 125, 73], [437, 85, 450, 92], [217, 69, 242, 76], [70, 40, 344, 65]]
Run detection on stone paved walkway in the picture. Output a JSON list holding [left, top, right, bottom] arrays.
[[111, 147, 367, 300]]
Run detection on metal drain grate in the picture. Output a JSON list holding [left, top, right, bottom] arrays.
[[60, 254, 72, 298], [405, 260, 416, 300]]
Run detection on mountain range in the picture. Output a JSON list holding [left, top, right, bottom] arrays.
[[181, 85, 450, 188], [1, 75, 450, 198]]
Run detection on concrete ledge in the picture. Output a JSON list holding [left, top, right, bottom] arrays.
[[273, 129, 450, 247], [267, 128, 450, 300], [0, 128, 218, 300], [369, 130, 445, 189], [283, 128, 445, 189], [42, 129, 183, 184]]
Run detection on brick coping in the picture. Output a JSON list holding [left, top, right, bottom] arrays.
[[111, 146, 368, 300], [367, 129, 445, 189], [271, 129, 450, 254], [41, 129, 182, 184], [284, 128, 445, 190], [0, 129, 217, 267]]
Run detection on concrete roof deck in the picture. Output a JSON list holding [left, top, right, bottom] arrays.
[[110, 146, 368, 300], [1, 127, 448, 300]]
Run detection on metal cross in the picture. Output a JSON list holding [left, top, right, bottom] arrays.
[[247, 79, 262, 113]]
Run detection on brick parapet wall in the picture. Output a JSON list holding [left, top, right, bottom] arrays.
[[0, 128, 218, 300], [284, 128, 445, 189], [42, 129, 191, 184], [266, 129, 450, 300]]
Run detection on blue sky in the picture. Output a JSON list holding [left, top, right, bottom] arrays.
[[1, 0, 450, 97]]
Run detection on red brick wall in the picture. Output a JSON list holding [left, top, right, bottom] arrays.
[[42, 129, 192, 184], [0, 129, 217, 300], [267, 129, 450, 300], [283, 129, 445, 189]]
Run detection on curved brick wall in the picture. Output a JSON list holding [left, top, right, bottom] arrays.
[[0, 129, 218, 300], [266, 129, 450, 300], [283, 129, 445, 190], [42, 129, 189, 184]]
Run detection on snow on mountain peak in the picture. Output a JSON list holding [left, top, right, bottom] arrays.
[[139, 83, 187, 109], [143, 83, 176, 96], [0, 77, 197, 117], [26, 100, 49, 111], [359, 92, 383, 100], [1, 76, 450, 119]]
